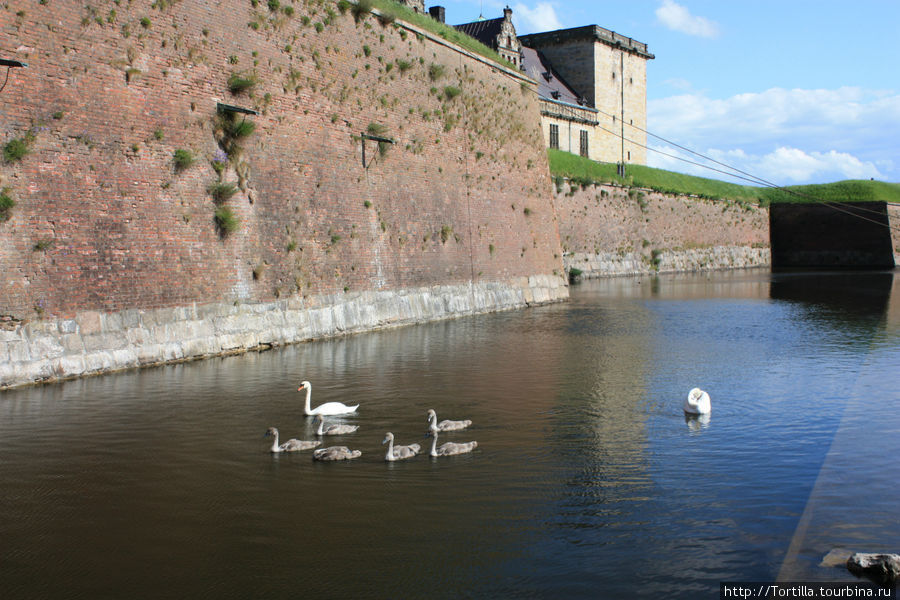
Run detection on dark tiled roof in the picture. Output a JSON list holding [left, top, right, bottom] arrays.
[[520, 46, 585, 106], [454, 17, 504, 49]]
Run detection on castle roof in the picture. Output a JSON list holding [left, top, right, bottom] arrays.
[[519, 47, 586, 107], [454, 17, 506, 50]]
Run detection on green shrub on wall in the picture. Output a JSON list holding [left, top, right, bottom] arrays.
[[227, 72, 257, 94], [3, 138, 30, 163], [173, 148, 194, 171], [0, 188, 15, 222], [214, 206, 240, 236]]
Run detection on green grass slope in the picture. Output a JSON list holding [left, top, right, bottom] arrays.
[[548, 149, 900, 206]]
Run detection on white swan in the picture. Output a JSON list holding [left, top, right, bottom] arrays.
[[684, 387, 711, 415], [266, 427, 321, 453], [382, 432, 421, 462], [426, 408, 472, 433], [428, 430, 477, 457], [299, 381, 359, 416], [313, 446, 362, 461], [314, 415, 359, 436]]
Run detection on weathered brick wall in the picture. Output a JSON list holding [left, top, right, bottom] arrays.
[[0, 0, 563, 321], [554, 180, 769, 273]]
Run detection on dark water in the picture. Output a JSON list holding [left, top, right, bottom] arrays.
[[1, 270, 898, 599]]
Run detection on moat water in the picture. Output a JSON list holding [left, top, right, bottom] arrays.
[[1, 270, 898, 599]]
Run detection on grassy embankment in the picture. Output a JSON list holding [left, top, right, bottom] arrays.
[[548, 149, 900, 206], [365, 0, 517, 70]]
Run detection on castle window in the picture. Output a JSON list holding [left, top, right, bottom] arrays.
[[579, 130, 589, 157], [549, 124, 559, 150]]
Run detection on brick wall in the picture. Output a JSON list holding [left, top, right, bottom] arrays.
[[554, 180, 769, 271], [0, 0, 564, 321]]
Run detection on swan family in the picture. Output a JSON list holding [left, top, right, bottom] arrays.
[[266, 381, 478, 462], [270, 380, 706, 461]]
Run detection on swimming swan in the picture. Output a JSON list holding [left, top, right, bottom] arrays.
[[313, 446, 362, 461], [299, 381, 359, 416], [314, 415, 359, 436], [382, 432, 421, 462], [426, 409, 472, 433], [266, 427, 321, 453], [684, 388, 711, 415], [428, 430, 477, 457]]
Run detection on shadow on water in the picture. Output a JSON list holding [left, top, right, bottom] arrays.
[[770, 270, 895, 330]]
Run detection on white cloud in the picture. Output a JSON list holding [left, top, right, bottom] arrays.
[[655, 0, 719, 38], [512, 2, 562, 34], [647, 86, 900, 184], [648, 145, 884, 185]]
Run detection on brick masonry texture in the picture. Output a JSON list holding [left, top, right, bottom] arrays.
[[554, 180, 770, 276], [0, 0, 573, 387], [0, 0, 566, 323]]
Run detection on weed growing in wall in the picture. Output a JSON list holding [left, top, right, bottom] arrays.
[[173, 149, 194, 171], [3, 136, 31, 163], [443, 86, 461, 101], [214, 206, 240, 236], [208, 182, 238, 204], [211, 148, 228, 174], [0, 188, 15, 222], [227, 71, 258, 94], [428, 63, 445, 81]]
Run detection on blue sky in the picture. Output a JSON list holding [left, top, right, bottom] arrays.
[[433, 0, 900, 185]]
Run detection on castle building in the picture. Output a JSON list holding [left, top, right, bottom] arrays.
[[453, 7, 523, 68], [449, 6, 654, 167], [519, 25, 654, 166]]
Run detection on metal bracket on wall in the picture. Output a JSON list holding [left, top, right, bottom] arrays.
[[0, 58, 27, 94], [360, 132, 394, 169], [216, 102, 258, 127]]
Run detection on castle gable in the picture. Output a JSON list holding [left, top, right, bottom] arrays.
[[454, 7, 522, 67]]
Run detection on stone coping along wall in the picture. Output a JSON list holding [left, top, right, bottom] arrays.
[[0, 276, 567, 389]]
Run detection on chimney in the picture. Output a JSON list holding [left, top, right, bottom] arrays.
[[429, 6, 445, 23]]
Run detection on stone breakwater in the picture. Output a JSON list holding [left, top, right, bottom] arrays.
[[0, 276, 567, 389], [566, 246, 771, 278]]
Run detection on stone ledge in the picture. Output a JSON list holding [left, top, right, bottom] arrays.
[[0, 277, 568, 390]]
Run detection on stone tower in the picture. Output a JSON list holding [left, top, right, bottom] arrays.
[[519, 26, 654, 166]]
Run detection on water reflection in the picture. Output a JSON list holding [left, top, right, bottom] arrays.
[[0, 270, 897, 599], [685, 412, 711, 433]]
